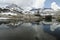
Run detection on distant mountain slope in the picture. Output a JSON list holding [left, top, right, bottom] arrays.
[[0, 3, 23, 12]]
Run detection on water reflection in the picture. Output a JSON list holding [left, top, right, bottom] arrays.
[[42, 24, 60, 40], [0, 23, 56, 40]]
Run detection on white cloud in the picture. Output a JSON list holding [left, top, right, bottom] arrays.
[[0, 0, 34, 10], [0, 0, 33, 6], [51, 2, 60, 11], [32, 0, 46, 8], [0, 0, 46, 10]]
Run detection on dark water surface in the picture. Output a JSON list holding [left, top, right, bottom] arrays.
[[43, 24, 60, 40], [0, 23, 57, 40]]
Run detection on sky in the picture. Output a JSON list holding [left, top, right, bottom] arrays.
[[45, 0, 60, 10], [0, 0, 60, 11], [44, 0, 60, 8]]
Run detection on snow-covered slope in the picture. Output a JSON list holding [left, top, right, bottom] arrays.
[[0, 3, 23, 12]]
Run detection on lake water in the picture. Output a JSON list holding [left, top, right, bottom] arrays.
[[43, 24, 60, 40], [0, 23, 57, 40]]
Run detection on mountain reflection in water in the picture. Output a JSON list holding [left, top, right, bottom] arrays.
[[0, 23, 57, 40]]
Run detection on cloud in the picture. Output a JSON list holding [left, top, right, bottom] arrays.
[[0, 0, 33, 6], [0, 0, 46, 10], [32, 0, 46, 8], [51, 2, 60, 11], [0, 0, 34, 10]]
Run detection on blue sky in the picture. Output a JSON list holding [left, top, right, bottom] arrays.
[[0, 0, 60, 8], [0, 0, 60, 10], [44, 0, 60, 8]]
